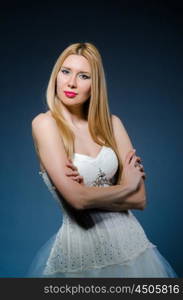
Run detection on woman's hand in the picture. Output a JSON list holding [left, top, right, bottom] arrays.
[[120, 149, 146, 193], [65, 159, 84, 185]]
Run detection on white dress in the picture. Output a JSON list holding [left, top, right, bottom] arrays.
[[27, 146, 178, 277]]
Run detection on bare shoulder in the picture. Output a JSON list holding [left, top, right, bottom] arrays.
[[31, 111, 58, 139], [111, 114, 126, 132], [111, 114, 119, 122], [31, 111, 62, 152], [111, 114, 133, 161], [32, 110, 54, 127]]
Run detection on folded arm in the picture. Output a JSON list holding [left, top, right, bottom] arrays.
[[31, 113, 144, 212], [111, 114, 147, 210]]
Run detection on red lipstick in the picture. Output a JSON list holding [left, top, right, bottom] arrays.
[[64, 91, 78, 98]]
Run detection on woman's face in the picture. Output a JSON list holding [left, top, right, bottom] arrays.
[[56, 54, 91, 106]]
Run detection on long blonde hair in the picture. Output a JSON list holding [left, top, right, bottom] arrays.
[[46, 42, 123, 184]]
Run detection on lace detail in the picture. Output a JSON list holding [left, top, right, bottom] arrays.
[[38, 146, 155, 275]]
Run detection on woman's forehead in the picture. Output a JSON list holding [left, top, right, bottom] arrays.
[[62, 54, 91, 73]]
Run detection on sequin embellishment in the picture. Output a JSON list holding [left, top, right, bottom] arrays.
[[92, 168, 113, 186]]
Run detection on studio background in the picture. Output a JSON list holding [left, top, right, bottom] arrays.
[[1, 1, 182, 277]]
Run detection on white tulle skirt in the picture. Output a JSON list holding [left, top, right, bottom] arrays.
[[27, 233, 178, 278]]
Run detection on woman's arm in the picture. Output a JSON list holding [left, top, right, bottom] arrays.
[[32, 113, 144, 211], [111, 114, 147, 210]]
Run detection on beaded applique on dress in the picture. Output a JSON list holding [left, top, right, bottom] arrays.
[[92, 168, 113, 186]]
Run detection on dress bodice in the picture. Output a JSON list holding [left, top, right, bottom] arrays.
[[73, 145, 118, 186], [39, 145, 119, 211]]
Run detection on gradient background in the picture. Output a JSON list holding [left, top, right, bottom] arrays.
[[1, 1, 183, 277]]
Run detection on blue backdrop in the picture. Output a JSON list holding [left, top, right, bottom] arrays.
[[1, 1, 182, 277]]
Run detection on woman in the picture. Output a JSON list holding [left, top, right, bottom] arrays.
[[28, 42, 177, 277]]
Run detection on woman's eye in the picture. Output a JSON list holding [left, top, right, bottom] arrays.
[[61, 69, 69, 74], [80, 74, 90, 80]]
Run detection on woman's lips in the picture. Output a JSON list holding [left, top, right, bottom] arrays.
[[64, 91, 77, 98]]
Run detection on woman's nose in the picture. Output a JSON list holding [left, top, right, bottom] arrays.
[[67, 75, 77, 88]]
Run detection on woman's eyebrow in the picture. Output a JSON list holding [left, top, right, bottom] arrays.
[[61, 66, 91, 74]]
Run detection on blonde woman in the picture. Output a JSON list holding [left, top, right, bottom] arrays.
[[28, 42, 177, 277]]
